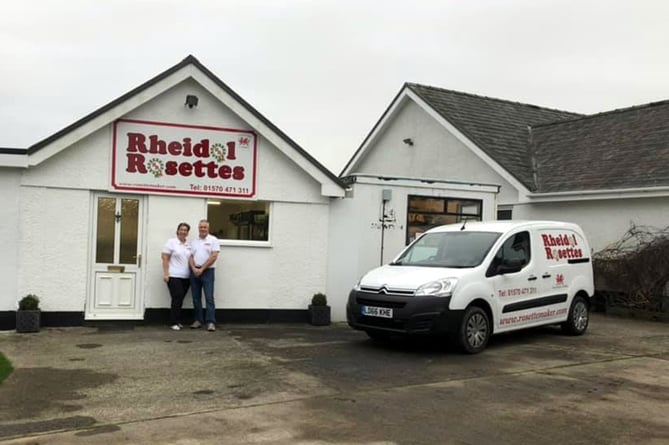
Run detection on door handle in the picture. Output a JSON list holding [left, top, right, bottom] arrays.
[[137, 254, 142, 268], [527, 275, 537, 281], [542, 273, 551, 279]]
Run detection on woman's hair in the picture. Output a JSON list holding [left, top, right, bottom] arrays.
[[176, 222, 191, 232]]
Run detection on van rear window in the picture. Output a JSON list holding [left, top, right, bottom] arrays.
[[394, 231, 501, 268]]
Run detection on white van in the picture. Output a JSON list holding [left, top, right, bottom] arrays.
[[346, 220, 594, 353]]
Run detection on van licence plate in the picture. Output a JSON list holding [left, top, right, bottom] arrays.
[[361, 305, 393, 318]]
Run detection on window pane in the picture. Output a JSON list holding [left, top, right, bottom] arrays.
[[406, 195, 482, 244], [497, 209, 512, 220], [207, 200, 269, 241], [119, 199, 139, 264], [398, 231, 501, 268], [96, 197, 116, 263]]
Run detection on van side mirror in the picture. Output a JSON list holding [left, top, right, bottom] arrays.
[[496, 258, 524, 275]]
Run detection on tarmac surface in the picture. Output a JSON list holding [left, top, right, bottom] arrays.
[[0, 313, 668, 444]]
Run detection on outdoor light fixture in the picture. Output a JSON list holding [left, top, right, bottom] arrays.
[[403, 138, 414, 146], [185, 94, 199, 108]]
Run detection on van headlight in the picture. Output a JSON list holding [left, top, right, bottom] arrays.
[[415, 278, 457, 297]]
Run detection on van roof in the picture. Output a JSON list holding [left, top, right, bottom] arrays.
[[428, 220, 582, 234]]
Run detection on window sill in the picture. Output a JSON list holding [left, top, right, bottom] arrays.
[[219, 240, 272, 248]]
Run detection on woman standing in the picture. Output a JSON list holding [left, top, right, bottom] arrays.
[[161, 222, 192, 330]]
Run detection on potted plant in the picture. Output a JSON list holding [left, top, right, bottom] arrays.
[[16, 294, 41, 333], [308, 292, 331, 326]]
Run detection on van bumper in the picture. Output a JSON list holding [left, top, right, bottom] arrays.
[[346, 289, 465, 336]]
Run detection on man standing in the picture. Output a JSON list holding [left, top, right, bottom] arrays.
[[189, 219, 220, 332]]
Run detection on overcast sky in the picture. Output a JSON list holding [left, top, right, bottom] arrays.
[[2, 0, 669, 173]]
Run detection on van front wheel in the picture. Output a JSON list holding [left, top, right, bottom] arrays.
[[457, 306, 490, 354], [561, 296, 589, 336]]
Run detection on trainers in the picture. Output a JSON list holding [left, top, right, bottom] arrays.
[[207, 323, 216, 332], [190, 321, 202, 329], [177, 323, 184, 329], [170, 324, 181, 331]]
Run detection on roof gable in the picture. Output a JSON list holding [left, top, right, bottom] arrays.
[[341, 83, 581, 192], [405, 84, 582, 190], [1, 55, 344, 196]]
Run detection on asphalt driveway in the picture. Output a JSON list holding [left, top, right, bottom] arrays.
[[0, 313, 668, 444]]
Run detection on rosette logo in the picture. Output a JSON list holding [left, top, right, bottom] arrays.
[[211, 143, 226, 163], [147, 158, 164, 178]]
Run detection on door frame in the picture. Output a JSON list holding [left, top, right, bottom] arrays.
[[86, 192, 147, 320]]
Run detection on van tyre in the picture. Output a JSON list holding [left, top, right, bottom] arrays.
[[457, 306, 490, 354], [562, 296, 589, 336]]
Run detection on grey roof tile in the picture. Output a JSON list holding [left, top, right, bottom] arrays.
[[531, 100, 669, 192]]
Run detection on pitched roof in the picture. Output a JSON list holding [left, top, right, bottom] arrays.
[[531, 100, 669, 192], [406, 83, 582, 190]]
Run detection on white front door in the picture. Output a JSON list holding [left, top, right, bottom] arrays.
[[86, 194, 145, 320]]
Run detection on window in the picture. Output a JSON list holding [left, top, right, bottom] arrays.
[[206, 199, 269, 241], [497, 208, 512, 220], [396, 231, 501, 268], [487, 231, 530, 276], [406, 195, 482, 244]]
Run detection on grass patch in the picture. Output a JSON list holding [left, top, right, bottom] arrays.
[[0, 352, 14, 384]]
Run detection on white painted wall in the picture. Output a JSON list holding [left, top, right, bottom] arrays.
[[327, 179, 498, 320], [513, 197, 669, 252], [350, 100, 519, 205], [0, 169, 21, 310], [23, 129, 111, 190], [19, 186, 90, 311]]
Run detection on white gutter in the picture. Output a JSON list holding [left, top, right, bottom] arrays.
[[348, 174, 500, 193], [526, 186, 669, 202]]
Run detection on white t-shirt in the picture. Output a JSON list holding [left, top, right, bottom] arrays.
[[162, 238, 192, 278], [191, 234, 220, 268]]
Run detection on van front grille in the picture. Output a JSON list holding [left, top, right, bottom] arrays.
[[359, 286, 415, 297], [356, 297, 406, 309]]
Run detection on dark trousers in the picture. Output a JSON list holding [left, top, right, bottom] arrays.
[[167, 277, 190, 325], [191, 268, 216, 323]]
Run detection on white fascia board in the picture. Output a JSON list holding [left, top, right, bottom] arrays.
[[27, 69, 194, 167], [0, 154, 28, 168], [340, 93, 411, 177], [352, 174, 500, 194], [526, 186, 669, 202], [405, 89, 531, 197], [193, 70, 344, 197]]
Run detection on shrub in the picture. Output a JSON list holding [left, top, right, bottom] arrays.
[[18, 294, 40, 311], [0, 352, 13, 384], [311, 292, 327, 306]]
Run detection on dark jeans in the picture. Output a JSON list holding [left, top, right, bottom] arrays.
[[167, 277, 190, 325], [191, 268, 216, 323]]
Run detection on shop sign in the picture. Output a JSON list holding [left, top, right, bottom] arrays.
[[112, 119, 257, 197]]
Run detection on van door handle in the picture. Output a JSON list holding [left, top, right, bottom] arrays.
[[527, 275, 537, 281], [542, 273, 551, 279]]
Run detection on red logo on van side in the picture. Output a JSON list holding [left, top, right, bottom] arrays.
[[556, 273, 565, 286], [542, 233, 583, 261]]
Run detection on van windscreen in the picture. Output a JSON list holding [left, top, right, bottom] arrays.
[[394, 231, 501, 268]]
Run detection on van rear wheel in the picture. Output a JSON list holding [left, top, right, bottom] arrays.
[[457, 306, 490, 354], [562, 296, 589, 336]]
